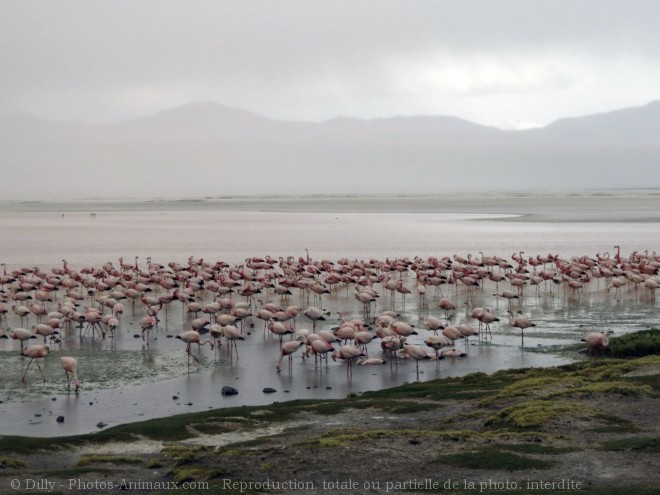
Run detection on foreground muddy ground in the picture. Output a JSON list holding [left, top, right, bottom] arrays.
[[0, 353, 658, 495]]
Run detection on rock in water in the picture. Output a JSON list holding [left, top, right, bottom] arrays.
[[262, 387, 277, 394], [221, 386, 239, 396]]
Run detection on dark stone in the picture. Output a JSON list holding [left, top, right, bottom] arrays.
[[96, 422, 107, 428], [172, 395, 179, 400], [185, 402, 193, 406], [221, 386, 239, 396], [51, 397, 57, 401], [133, 334, 140, 338], [326, 386, 332, 390], [262, 387, 277, 394], [409, 438, 421, 445], [56, 416, 65, 423]]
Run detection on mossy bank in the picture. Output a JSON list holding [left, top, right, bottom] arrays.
[[0, 351, 658, 494]]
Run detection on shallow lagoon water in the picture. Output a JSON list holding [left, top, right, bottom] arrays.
[[0, 193, 659, 437]]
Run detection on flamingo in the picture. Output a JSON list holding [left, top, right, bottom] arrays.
[[33, 323, 58, 343], [268, 320, 294, 346], [358, 357, 386, 365], [61, 356, 80, 392], [477, 309, 499, 340], [222, 325, 245, 360], [276, 340, 304, 372], [332, 345, 365, 377], [424, 315, 445, 335], [303, 306, 325, 331], [401, 343, 431, 381], [306, 338, 335, 366], [355, 330, 374, 355], [457, 323, 478, 352], [176, 330, 214, 367], [438, 298, 456, 320], [441, 326, 464, 348], [494, 290, 519, 309], [425, 334, 452, 363], [581, 330, 614, 354], [2, 328, 37, 352], [140, 315, 156, 343], [21, 344, 50, 383], [511, 313, 536, 346]]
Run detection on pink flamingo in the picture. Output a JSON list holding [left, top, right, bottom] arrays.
[[358, 357, 386, 365], [222, 325, 245, 360], [176, 330, 214, 367], [60, 356, 80, 392], [438, 298, 456, 320], [276, 340, 304, 372], [425, 334, 452, 364], [305, 338, 335, 367], [457, 323, 478, 352], [401, 344, 431, 381], [581, 330, 613, 354], [332, 345, 365, 377], [303, 306, 325, 331], [511, 313, 536, 346], [424, 315, 444, 335], [2, 328, 37, 352], [21, 344, 50, 383], [140, 315, 156, 343]]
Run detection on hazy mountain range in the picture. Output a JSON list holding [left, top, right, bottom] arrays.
[[2, 100, 660, 199]]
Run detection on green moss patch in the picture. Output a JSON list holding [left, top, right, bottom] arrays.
[[602, 329, 660, 358], [76, 454, 143, 467], [0, 456, 28, 468], [436, 446, 556, 470], [486, 400, 591, 429], [599, 437, 660, 453]]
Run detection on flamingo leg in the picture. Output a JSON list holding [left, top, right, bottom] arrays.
[[36, 359, 46, 383], [21, 358, 34, 383]]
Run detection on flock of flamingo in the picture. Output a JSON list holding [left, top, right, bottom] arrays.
[[0, 245, 657, 388]]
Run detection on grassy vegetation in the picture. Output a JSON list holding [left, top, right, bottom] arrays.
[[599, 436, 660, 453], [436, 446, 556, 470], [589, 414, 640, 433], [488, 443, 579, 455], [76, 454, 143, 467], [486, 400, 592, 429], [309, 428, 477, 447], [602, 329, 660, 358], [160, 444, 201, 464], [0, 455, 28, 468], [171, 467, 226, 483]]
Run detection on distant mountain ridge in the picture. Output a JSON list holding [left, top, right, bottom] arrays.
[[1, 100, 659, 199]]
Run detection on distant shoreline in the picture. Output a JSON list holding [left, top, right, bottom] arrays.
[[1, 191, 659, 223]]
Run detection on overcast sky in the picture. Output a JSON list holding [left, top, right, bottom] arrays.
[[2, 0, 660, 129]]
